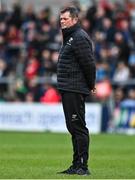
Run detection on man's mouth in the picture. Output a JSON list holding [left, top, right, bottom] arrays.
[[61, 25, 67, 29]]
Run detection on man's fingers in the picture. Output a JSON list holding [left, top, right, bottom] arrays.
[[91, 88, 96, 94]]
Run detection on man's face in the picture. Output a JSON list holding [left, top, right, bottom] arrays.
[[60, 11, 78, 29]]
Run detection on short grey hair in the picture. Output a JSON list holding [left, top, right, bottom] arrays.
[[60, 6, 79, 19]]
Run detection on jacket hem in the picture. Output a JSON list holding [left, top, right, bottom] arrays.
[[57, 87, 90, 96]]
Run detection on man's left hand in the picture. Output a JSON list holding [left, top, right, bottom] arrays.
[[90, 87, 96, 95]]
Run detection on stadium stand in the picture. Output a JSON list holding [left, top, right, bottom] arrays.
[[0, 0, 135, 107]]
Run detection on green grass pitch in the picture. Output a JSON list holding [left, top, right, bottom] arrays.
[[0, 132, 135, 179]]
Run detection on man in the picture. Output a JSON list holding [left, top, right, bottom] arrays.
[[57, 6, 96, 175]]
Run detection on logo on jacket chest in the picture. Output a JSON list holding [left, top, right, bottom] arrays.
[[67, 37, 73, 46]]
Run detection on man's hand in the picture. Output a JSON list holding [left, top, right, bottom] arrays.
[[90, 87, 96, 95]]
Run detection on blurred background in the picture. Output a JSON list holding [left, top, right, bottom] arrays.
[[0, 0, 135, 134]]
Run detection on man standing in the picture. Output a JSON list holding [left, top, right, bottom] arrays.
[[57, 6, 96, 175]]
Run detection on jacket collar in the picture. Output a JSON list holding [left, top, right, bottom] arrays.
[[62, 23, 81, 41]]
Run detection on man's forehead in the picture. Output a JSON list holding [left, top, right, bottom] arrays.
[[60, 11, 71, 18]]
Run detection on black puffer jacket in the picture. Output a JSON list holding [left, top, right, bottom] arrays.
[[57, 23, 96, 95]]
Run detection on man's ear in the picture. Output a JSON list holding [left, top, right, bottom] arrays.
[[73, 17, 78, 24]]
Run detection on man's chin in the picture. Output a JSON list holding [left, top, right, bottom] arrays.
[[61, 26, 67, 29]]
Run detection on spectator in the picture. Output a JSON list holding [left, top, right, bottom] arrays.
[[25, 92, 35, 102], [127, 89, 135, 100], [7, 3, 22, 28], [113, 61, 130, 82], [113, 88, 125, 108], [101, 17, 116, 42], [40, 84, 61, 103], [96, 61, 110, 82], [0, 59, 8, 97], [25, 57, 40, 80], [114, 32, 130, 63], [128, 49, 135, 78]]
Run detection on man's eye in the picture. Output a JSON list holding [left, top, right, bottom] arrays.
[[61, 18, 68, 20]]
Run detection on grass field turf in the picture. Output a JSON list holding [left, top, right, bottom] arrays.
[[0, 132, 135, 179]]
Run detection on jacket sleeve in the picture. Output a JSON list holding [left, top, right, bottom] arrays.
[[73, 35, 96, 90]]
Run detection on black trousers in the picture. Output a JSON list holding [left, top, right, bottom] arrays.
[[61, 91, 89, 168]]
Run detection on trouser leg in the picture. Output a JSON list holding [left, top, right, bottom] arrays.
[[72, 135, 79, 166], [61, 92, 89, 168]]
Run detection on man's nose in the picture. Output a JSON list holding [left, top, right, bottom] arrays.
[[61, 19, 65, 23]]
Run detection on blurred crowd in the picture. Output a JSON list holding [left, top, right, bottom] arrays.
[[0, 0, 135, 105]]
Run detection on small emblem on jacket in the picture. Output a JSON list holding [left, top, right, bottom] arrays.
[[71, 114, 78, 121], [67, 37, 73, 45], [69, 37, 73, 42]]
